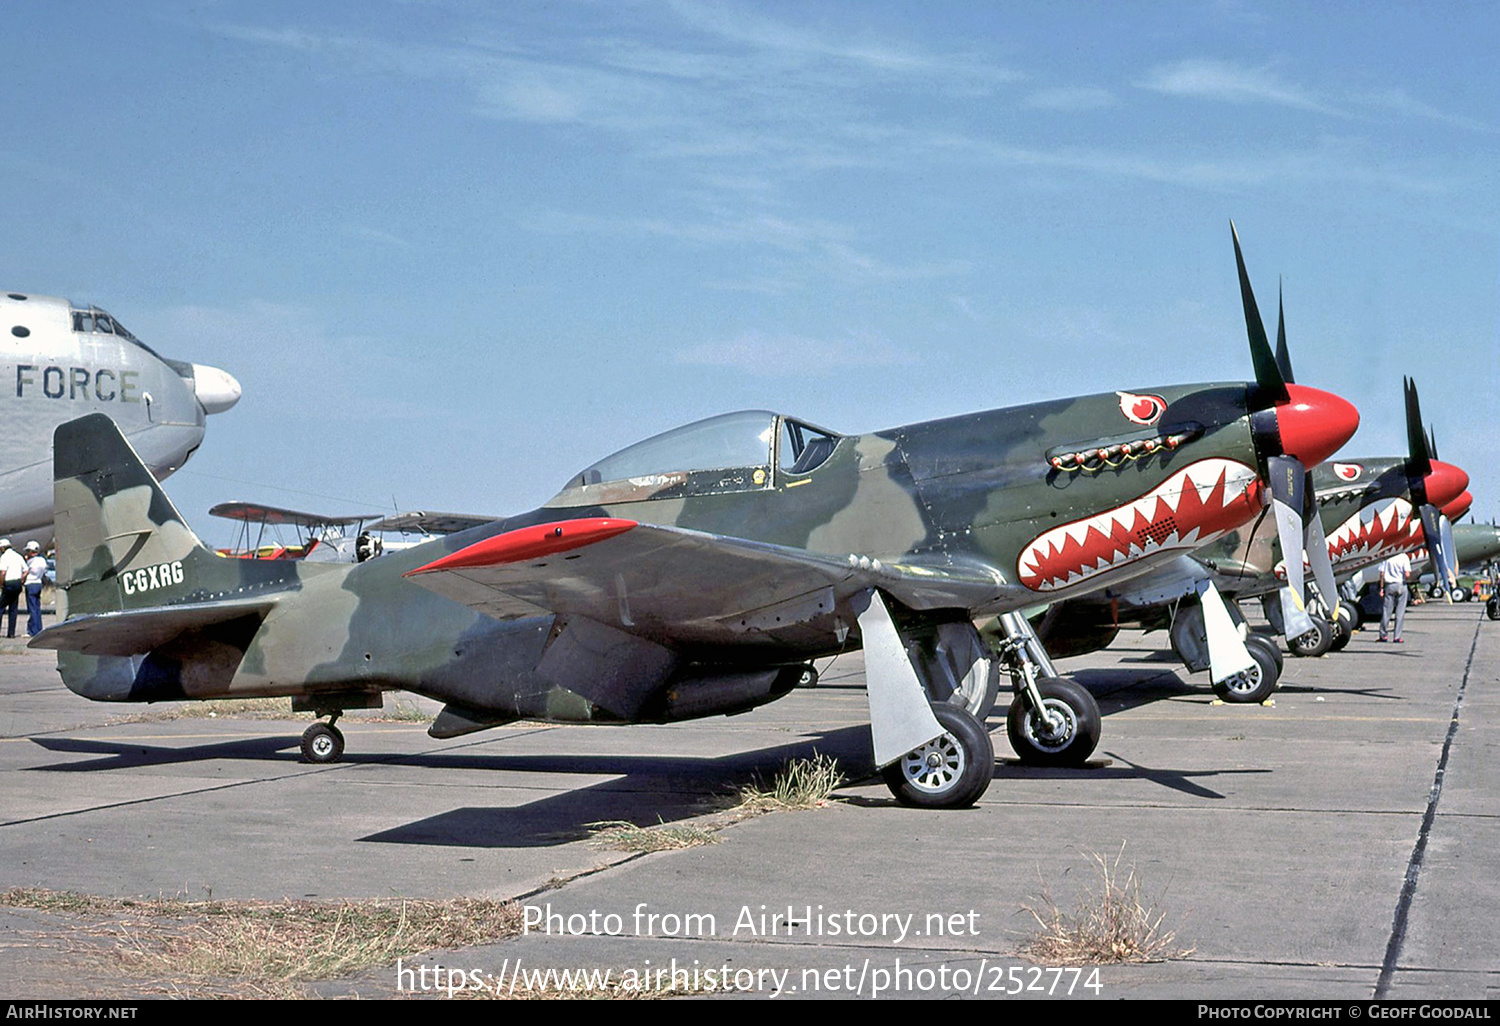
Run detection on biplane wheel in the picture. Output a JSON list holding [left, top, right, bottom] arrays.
[[301, 722, 345, 764], [1213, 638, 1279, 703], [1006, 677, 1100, 767], [1287, 616, 1333, 658], [881, 704, 993, 809], [796, 664, 819, 688]]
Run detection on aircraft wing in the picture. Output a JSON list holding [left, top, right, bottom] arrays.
[[367, 511, 497, 535], [404, 517, 1012, 644], [210, 501, 377, 529], [29, 597, 279, 656]]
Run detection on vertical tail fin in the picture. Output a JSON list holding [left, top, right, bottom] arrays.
[[53, 414, 217, 618]]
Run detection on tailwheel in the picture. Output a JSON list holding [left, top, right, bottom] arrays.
[[881, 704, 994, 809], [1006, 677, 1100, 767], [1213, 636, 1279, 703], [300, 721, 345, 764]]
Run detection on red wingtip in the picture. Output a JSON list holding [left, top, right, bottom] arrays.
[[1442, 490, 1473, 521], [404, 517, 638, 575], [1275, 384, 1360, 466], [1424, 461, 1469, 510]]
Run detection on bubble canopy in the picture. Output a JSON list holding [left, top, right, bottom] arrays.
[[550, 410, 839, 506]]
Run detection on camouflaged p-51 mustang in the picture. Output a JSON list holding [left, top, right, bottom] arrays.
[[33, 229, 1360, 809]]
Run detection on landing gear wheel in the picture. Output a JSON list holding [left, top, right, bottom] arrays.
[[1287, 616, 1333, 658], [1213, 637, 1279, 703], [1488, 597, 1500, 621], [796, 664, 819, 688], [946, 660, 1001, 723], [881, 704, 994, 809], [1007, 677, 1101, 767], [1339, 599, 1363, 632], [1327, 611, 1352, 653], [1452, 587, 1470, 603], [301, 722, 345, 764], [1248, 632, 1284, 674]]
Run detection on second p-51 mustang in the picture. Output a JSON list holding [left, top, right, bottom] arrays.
[[34, 228, 1359, 809]]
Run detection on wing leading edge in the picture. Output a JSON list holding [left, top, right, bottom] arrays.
[[403, 517, 1015, 648]]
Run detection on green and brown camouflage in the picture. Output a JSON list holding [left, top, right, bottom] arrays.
[[41, 368, 1348, 725], [34, 228, 1367, 807]]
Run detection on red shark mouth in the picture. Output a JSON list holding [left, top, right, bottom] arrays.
[[1017, 458, 1262, 592], [1326, 497, 1424, 570]]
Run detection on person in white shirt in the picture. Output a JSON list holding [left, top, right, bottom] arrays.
[[1378, 551, 1412, 643], [23, 541, 48, 637], [0, 539, 25, 638]]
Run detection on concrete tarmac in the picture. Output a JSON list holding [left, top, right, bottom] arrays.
[[1, 604, 1496, 1000]]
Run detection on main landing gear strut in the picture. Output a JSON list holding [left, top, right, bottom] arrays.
[[989, 611, 1101, 767]]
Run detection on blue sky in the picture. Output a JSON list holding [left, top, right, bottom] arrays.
[[4, 1, 1497, 539]]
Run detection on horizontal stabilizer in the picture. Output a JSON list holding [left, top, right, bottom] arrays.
[[29, 597, 278, 656]]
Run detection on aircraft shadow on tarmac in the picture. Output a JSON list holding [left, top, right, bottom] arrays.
[[27, 712, 1276, 847]]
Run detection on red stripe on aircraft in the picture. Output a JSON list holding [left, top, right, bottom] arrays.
[[405, 518, 639, 574]]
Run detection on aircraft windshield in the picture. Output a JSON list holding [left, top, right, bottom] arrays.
[[571, 411, 776, 487]]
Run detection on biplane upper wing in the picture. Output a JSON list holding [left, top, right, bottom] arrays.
[[209, 501, 378, 528]]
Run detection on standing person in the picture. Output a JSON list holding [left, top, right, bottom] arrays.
[[1379, 551, 1413, 643], [23, 541, 48, 637], [0, 539, 24, 638]]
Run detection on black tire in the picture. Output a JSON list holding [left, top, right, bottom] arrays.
[[1213, 638, 1279, 703], [1006, 677, 1101, 767], [1287, 616, 1333, 658], [1487, 597, 1500, 621], [1338, 599, 1363, 632], [881, 704, 994, 809], [1452, 587, 1469, 604], [1249, 631, 1285, 674], [301, 722, 345, 764], [796, 664, 819, 688], [1327, 609, 1352, 653]]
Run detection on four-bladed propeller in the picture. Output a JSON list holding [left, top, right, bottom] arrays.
[[1232, 223, 1357, 635], [1405, 378, 1467, 595]]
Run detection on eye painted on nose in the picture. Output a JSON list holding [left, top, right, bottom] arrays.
[[1116, 391, 1166, 426]]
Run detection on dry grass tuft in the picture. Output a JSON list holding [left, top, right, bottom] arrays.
[[1019, 844, 1191, 964], [587, 820, 720, 852], [734, 752, 844, 814], [0, 888, 523, 997]]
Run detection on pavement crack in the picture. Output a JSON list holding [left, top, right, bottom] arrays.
[[1373, 614, 1481, 999]]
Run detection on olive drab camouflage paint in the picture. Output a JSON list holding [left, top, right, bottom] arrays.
[[32, 228, 1363, 808]]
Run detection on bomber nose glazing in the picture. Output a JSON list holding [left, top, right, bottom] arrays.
[[1272, 384, 1360, 466]]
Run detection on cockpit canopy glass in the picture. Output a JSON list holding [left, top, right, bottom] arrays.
[[550, 410, 839, 506]]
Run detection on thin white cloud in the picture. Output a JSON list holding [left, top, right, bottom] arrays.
[[1139, 59, 1346, 117]]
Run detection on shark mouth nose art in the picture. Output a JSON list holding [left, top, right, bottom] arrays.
[[1326, 498, 1423, 567], [1018, 458, 1262, 592]]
